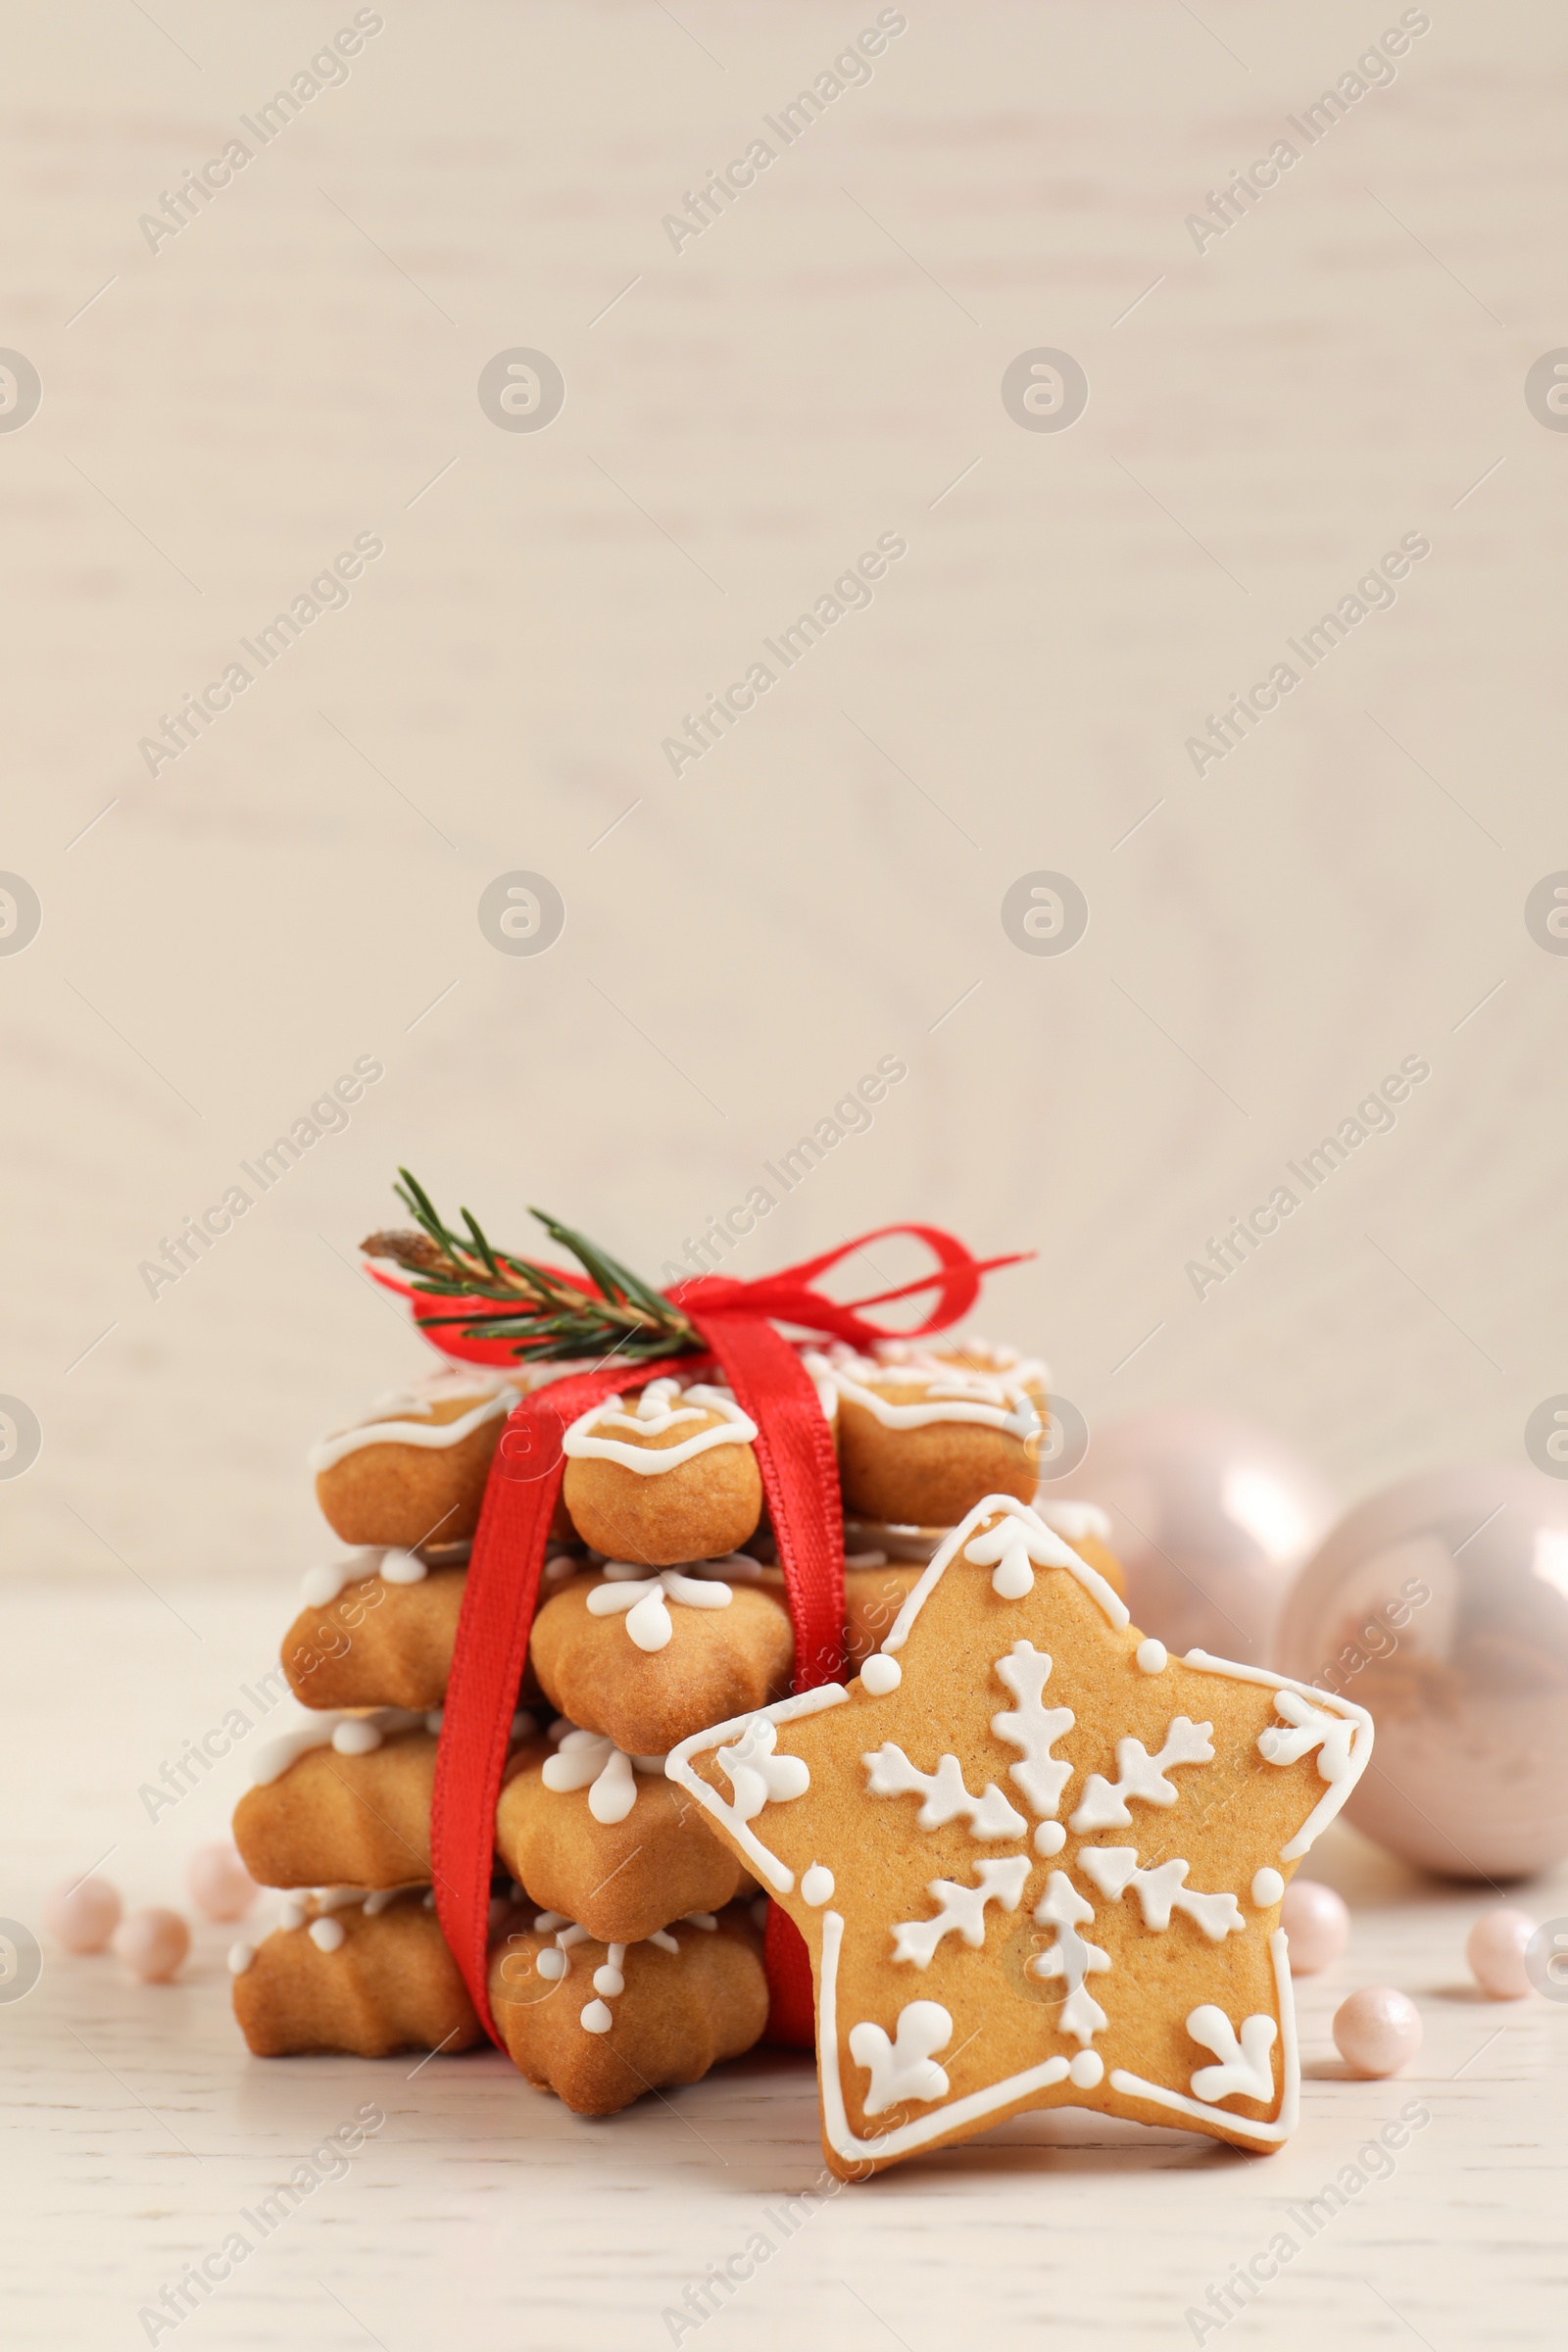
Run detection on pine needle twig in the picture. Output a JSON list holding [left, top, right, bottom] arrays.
[[361, 1169, 702, 1363]]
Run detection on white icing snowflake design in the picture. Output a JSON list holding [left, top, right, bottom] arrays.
[[667, 1494, 1375, 2171]]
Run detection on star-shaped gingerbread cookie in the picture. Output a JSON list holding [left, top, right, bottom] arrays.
[[667, 1494, 1373, 2180]]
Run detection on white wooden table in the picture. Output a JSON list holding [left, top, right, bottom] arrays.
[[4, 1576, 1562, 2351]]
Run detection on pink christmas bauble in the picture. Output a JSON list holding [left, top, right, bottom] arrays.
[[1280, 1876, 1349, 1974], [111, 1908, 190, 1983], [1333, 1985, 1422, 2077], [43, 1875, 122, 1954], [186, 1843, 257, 1924], [1279, 1464, 1568, 1879], [1466, 1907, 1537, 1998], [1068, 1412, 1336, 1664]]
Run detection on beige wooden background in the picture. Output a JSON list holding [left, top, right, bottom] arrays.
[[4, 0, 1566, 1587]]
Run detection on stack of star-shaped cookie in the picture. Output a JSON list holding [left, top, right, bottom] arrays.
[[228, 1334, 1120, 2115]]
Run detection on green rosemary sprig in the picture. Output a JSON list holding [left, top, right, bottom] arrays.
[[361, 1168, 703, 1364]]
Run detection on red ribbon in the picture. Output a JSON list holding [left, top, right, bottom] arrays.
[[412, 1225, 1029, 2049]]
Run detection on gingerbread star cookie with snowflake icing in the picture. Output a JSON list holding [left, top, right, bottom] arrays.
[[667, 1494, 1373, 2180]]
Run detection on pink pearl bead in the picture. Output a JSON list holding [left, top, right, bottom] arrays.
[[111, 1908, 190, 1984], [43, 1875, 122, 1954], [186, 1843, 257, 1924], [1334, 1985, 1423, 2078], [1280, 1876, 1349, 1974], [1466, 1907, 1537, 1999]]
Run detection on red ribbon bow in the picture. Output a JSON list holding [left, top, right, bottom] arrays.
[[376, 1225, 1029, 2049]]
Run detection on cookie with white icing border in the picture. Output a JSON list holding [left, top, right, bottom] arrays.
[[282, 1550, 468, 1712], [844, 1562, 923, 1672], [561, 1380, 763, 1565], [667, 1494, 1373, 2180], [489, 1901, 766, 2115], [233, 1711, 547, 1889], [312, 1373, 517, 1548], [814, 1351, 1043, 1528], [844, 1508, 1125, 1606], [495, 1731, 749, 1943], [279, 1546, 577, 1712], [229, 1886, 480, 2058], [530, 1562, 793, 1757], [875, 1334, 1050, 1416]]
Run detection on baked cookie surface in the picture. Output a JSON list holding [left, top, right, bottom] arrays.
[[311, 1372, 517, 1548], [230, 1886, 479, 2059], [495, 1731, 749, 1942], [488, 1902, 767, 2115], [814, 1348, 1043, 1526], [232, 1710, 546, 1888], [530, 1563, 793, 1756], [561, 1379, 763, 1563], [669, 1494, 1372, 2179], [282, 1555, 469, 1711]]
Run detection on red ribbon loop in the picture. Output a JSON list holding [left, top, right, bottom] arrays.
[[665, 1224, 1031, 1351]]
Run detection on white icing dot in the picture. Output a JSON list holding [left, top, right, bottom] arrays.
[[1251, 1867, 1285, 1908], [424, 1710, 444, 1736], [1136, 1639, 1168, 1675], [226, 1940, 256, 1976], [534, 1910, 569, 1933], [308, 1917, 346, 1953], [299, 1556, 371, 1607], [593, 1964, 624, 1997], [1034, 1821, 1066, 1857], [536, 1947, 567, 1981], [422, 1890, 436, 1908], [332, 1719, 382, 1756], [379, 1548, 427, 1586], [859, 1654, 902, 1696], [278, 1899, 306, 1932], [1068, 2049, 1103, 2088], [801, 1865, 835, 1906], [580, 1999, 614, 2034]]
